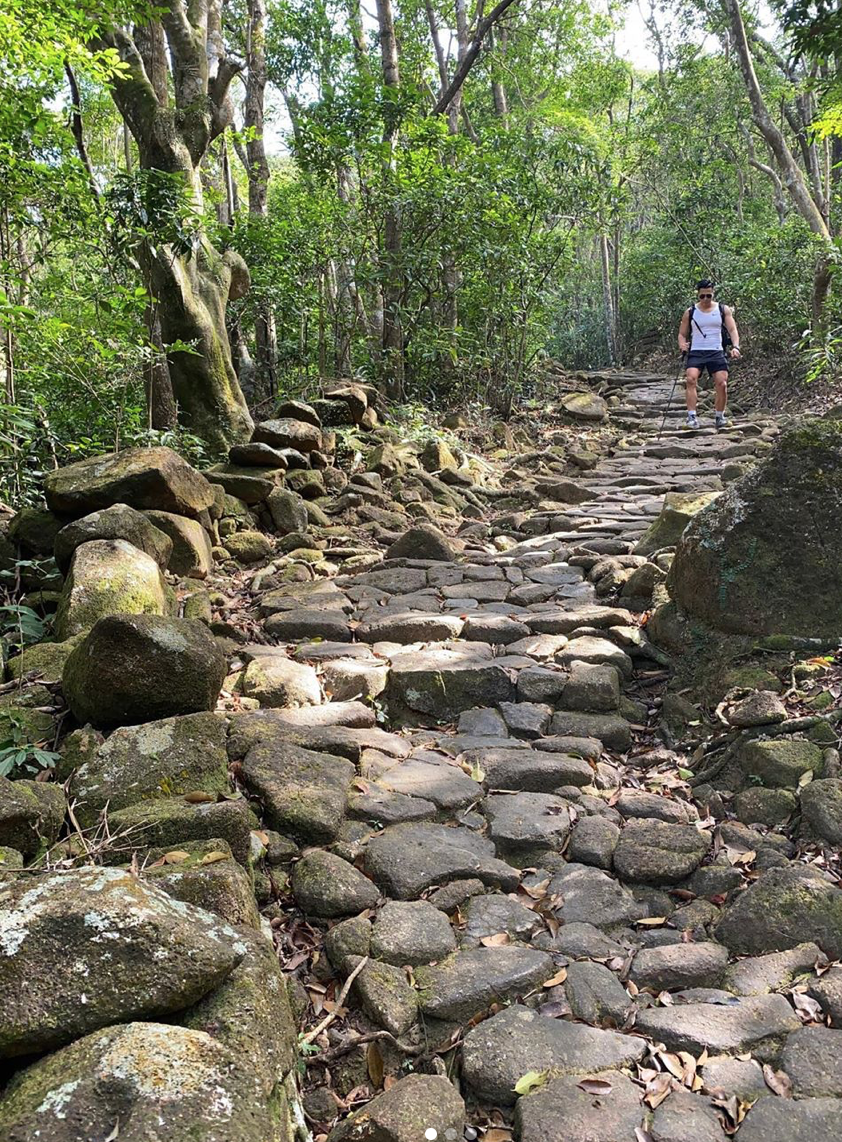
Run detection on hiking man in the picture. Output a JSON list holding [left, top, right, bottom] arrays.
[[677, 279, 741, 429]]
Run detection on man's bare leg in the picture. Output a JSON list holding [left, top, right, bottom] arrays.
[[685, 367, 701, 427], [713, 369, 728, 427]]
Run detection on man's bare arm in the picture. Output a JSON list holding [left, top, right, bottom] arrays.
[[678, 309, 691, 352], [724, 306, 741, 354]]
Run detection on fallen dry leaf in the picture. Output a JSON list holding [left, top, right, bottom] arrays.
[[792, 992, 823, 1022], [577, 1078, 613, 1094], [200, 851, 229, 864], [366, 1041, 384, 1089], [161, 850, 190, 864], [643, 1072, 674, 1110], [762, 1064, 792, 1098], [522, 879, 550, 900], [542, 967, 568, 988], [480, 932, 510, 948]]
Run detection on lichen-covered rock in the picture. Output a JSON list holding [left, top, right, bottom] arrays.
[[0, 776, 65, 858], [0, 866, 244, 1057], [634, 995, 800, 1058], [143, 509, 213, 578], [183, 925, 297, 1093], [142, 840, 260, 928], [0, 1022, 281, 1142], [561, 390, 608, 421], [415, 947, 553, 1021], [54, 503, 173, 573], [68, 712, 229, 827], [668, 420, 842, 636], [328, 1073, 464, 1142], [8, 506, 63, 555], [62, 614, 226, 728], [370, 900, 456, 965], [635, 490, 722, 556], [44, 446, 215, 520], [55, 538, 169, 638]]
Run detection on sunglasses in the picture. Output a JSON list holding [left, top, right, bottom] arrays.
[[698, 292, 713, 298]]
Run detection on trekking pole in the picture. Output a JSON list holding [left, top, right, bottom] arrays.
[[657, 352, 686, 440]]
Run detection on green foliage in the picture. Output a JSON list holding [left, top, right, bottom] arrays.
[[0, 709, 59, 778]]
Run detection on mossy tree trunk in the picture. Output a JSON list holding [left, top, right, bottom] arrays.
[[96, 4, 254, 452]]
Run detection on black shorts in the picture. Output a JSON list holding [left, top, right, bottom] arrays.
[[686, 350, 729, 376]]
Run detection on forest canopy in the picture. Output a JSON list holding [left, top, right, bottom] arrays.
[[0, 0, 839, 497]]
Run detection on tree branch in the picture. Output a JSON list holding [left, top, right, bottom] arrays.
[[64, 63, 100, 203], [431, 0, 519, 116]]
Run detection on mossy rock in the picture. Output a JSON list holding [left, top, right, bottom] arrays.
[[731, 786, 797, 826], [717, 864, 842, 958], [225, 529, 272, 564], [44, 446, 215, 520], [183, 925, 297, 1093], [105, 795, 257, 866], [0, 1022, 282, 1141], [55, 538, 170, 639], [68, 711, 231, 828], [8, 507, 63, 556], [668, 419, 842, 636], [62, 614, 226, 729], [5, 639, 78, 682], [0, 775, 65, 858], [635, 491, 722, 556], [54, 503, 173, 573], [740, 738, 823, 789], [140, 839, 260, 928]]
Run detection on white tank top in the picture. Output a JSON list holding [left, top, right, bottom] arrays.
[[689, 304, 723, 351]]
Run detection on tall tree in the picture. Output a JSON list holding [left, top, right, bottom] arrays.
[[720, 0, 834, 325], [95, 3, 254, 450]]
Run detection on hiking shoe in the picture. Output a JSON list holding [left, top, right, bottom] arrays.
[[715, 412, 728, 429], [686, 412, 700, 429]]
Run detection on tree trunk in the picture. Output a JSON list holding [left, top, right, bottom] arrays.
[[599, 234, 617, 365], [96, 8, 253, 451], [144, 306, 178, 430], [375, 0, 405, 401], [245, 0, 277, 401], [723, 0, 833, 325]]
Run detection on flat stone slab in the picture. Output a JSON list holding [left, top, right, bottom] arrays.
[[462, 1004, 647, 1104], [630, 942, 729, 991], [475, 748, 594, 792], [557, 636, 633, 679], [370, 900, 457, 967], [484, 792, 572, 856], [238, 742, 353, 844], [364, 823, 520, 899], [724, 942, 822, 996], [634, 995, 800, 1058], [415, 947, 553, 1021], [460, 893, 540, 946], [355, 612, 464, 643], [387, 647, 515, 719], [613, 819, 711, 885], [515, 1070, 645, 1142], [550, 863, 647, 929], [781, 1026, 842, 1097], [378, 757, 482, 810], [736, 1096, 842, 1142]]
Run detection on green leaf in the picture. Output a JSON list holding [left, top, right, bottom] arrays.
[[514, 1070, 549, 1096]]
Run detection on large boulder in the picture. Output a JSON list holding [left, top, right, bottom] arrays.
[[67, 712, 230, 828], [62, 614, 226, 728], [53, 503, 173, 573], [44, 446, 215, 520], [716, 865, 842, 959], [668, 420, 842, 636], [0, 1022, 280, 1142], [54, 538, 170, 639], [252, 418, 322, 453], [0, 866, 243, 1057], [635, 490, 722, 556]]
